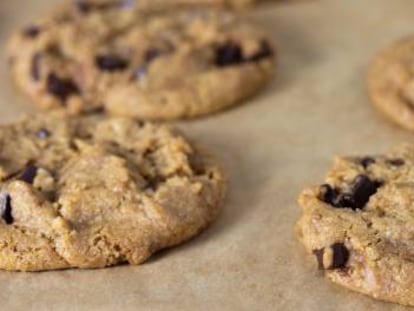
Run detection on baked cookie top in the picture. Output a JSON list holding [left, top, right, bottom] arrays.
[[296, 145, 414, 306], [368, 37, 414, 131], [0, 111, 226, 271], [8, 1, 275, 119]]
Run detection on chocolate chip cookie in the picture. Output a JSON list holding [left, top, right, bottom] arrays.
[[368, 37, 414, 131], [136, 0, 258, 9], [7, 1, 275, 119], [296, 145, 414, 306], [0, 111, 226, 271]]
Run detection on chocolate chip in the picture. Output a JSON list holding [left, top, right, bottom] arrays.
[[215, 40, 273, 67], [96, 55, 129, 71], [145, 49, 161, 63], [37, 129, 50, 139], [313, 248, 325, 270], [0, 193, 13, 225], [31, 53, 42, 81], [248, 40, 274, 62], [18, 165, 38, 184], [334, 193, 356, 208], [329, 243, 349, 269], [76, 1, 117, 13], [215, 42, 243, 67], [351, 175, 381, 210], [319, 184, 338, 205], [46, 73, 79, 102], [23, 25, 41, 38], [387, 158, 405, 166], [320, 184, 352, 207], [360, 157, 375, 169], [320, 176, 381, 210], [76, 1, 93, 14]]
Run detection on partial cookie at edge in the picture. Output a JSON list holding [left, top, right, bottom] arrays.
[[0, 111, 226, 271], [7, 2, 276, 119], [296, 145, 414, 306], [368, 37, 414, 130]]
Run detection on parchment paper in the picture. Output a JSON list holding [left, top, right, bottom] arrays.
[[0, 0, 414, 310]]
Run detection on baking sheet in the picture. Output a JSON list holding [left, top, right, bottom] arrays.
[[1, 0, 414, 310]]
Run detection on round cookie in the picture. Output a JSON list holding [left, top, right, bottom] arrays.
[[0, 111, 226, 271], [368, 37, 414, 131], [7, 1, 276, 119], [296, 145, 414, 306]]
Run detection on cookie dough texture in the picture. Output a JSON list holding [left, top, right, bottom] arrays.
[[368, 37, 414, 131], [0, 111, 226, 271], [296, 145, 414, 306], [7, 1, 276, 119]]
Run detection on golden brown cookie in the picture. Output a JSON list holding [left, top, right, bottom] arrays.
[[0, 111, 226, 271], [296, 145, 414, 306], [7, 1, 276, 119], [368, 37, 414, 131]]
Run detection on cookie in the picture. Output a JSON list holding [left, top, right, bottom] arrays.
[[136, 0, 258, 9], [296, 145, 414, 306], [97, 0, 295, 9], [0, 111, 226, 271], [368, 37, 414, 131], [7, 1, 276, 119]]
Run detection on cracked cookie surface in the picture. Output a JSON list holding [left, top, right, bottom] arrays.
[[296, 145, 414, 306], [368, 37, 414, 131], [0, 111, 226, 271], [7, 1, 275, 119]]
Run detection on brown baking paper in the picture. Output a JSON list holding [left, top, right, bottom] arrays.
[[0, 0, 414, 310]]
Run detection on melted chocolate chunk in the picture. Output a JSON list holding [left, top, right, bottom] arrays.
[[76, 1, 93, 14], [0, 193, 13, 225], [320, 184, 339, 205], [335, 193, 356, 208], [18, 165, 38, 184], [23, 25, 41, 38], [313, 248, 325, 270], [76, 1, 117, 13], [319, 175, 381, 210], [248, 40, 274, 62], [96, 55, 129, 71], [31, 53, 42, 81], [351, 175, 382, 210], [360, 157, 375, 169], [37, 129, 50, 139], [215, 42, 243, 67], [387, 158, 405, 166], [46, 73, 79, 102], [329, 243, 349, 269], [320, 185, 355, 209], [215, 40, 273, 67]]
